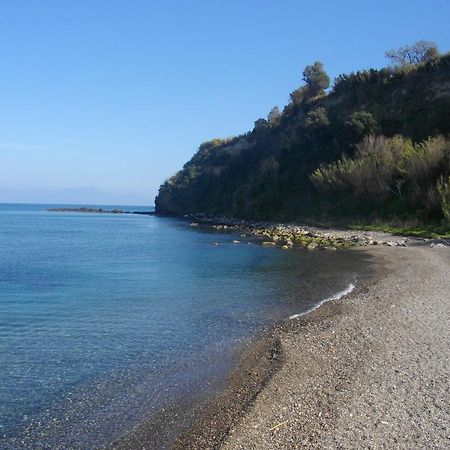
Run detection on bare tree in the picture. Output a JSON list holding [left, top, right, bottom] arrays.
[[385, 40, 439, 66]]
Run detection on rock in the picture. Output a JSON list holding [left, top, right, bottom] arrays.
[[262, 241, 277, 246], [307, 242, 318, 250], [233, 240, 240, 244]]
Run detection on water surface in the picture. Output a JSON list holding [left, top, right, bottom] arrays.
[[0, 204, 372, 448]]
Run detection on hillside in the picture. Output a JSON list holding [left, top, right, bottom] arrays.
[[155, 52, 450, 228]]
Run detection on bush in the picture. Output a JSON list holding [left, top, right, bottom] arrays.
[[437, 176, 450, 224], [311, 135, 450, 220], [304, 107, 330, 129], [345, 111, 378, 142]]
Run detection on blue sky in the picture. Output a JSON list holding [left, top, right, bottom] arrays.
[[0, 0, 449, 205]]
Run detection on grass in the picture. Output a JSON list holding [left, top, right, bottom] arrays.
[[348, 223, 450, 239], [295, 214, 450, 239]]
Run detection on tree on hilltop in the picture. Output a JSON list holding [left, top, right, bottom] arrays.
[[385, 40, 439, 66], [253, 118, 269, 132], [268, 106, 281, 126], [302, 61, 330, 97]]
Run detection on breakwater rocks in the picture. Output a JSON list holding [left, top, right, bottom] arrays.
[[48, 207, 125, 214], [187, 215, 430, 250]]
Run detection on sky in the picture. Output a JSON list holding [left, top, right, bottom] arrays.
[[0, 0, 449, 205]]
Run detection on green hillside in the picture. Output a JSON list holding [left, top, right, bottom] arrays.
[[155, 47, 450, 230]]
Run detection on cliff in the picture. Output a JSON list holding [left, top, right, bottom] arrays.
[[155, 54, 450, 226]]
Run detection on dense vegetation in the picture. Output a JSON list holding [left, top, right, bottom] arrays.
[[155, 43, 450, 229]]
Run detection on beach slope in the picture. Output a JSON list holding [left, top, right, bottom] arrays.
[[222, 246, 450, 449]]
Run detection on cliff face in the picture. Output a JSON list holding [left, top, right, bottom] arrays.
[[155, 55, 450, 223]]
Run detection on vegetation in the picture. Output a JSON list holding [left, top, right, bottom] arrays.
[[385, 40, 439, 66], [312, 136, 450, 223], [302, 61, 330, 98], [155, 42, 450, 232]]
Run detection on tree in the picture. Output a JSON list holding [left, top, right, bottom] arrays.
[[304, 107, 330, 129], [385, 40, 439, 66], [267, 106, 281, 126], [253, 118, 269, 132], [345, 111, 378, 142], [302, 62, 330, 97], [289, 86, 308, 105]]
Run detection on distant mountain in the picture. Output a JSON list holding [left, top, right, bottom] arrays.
[[0, 186, 152, 206]]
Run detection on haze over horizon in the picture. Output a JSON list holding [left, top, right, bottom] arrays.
[[1, 0, 449, 204], [0, 186, 152, 206]]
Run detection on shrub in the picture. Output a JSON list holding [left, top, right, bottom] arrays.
[[304, 107, 330, 129], [311, 135, 450, 220], [437, 176, 450, 224], [345, 111, 378, 142]]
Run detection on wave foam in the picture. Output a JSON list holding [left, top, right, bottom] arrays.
[[289, 282, 356, 320]]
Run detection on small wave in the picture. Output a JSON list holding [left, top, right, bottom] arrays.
[[289, 282, 356, 320]]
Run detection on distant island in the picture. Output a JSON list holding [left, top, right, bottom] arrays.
[[155, 41, 450, 236], [48, 207, 154, 215]]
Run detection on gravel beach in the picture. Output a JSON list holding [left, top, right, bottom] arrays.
[[221, 245, 450, 449], [115, 244, 449, 449]]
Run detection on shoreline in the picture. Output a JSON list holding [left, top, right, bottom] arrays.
[[110, 329, 284, 450], [186, 214, 449, 249], [222, 245, 450, 449], [115, 244, 449, 449], [169, 247, 382, 449], [113, 246, 377, 449]]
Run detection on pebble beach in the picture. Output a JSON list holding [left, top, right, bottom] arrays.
[[162, 242, 450, 449], [222, 245, 450, 449]]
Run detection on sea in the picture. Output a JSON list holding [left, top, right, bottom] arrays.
[[0, 203, 372, 449]]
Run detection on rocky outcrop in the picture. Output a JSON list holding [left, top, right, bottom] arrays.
[[187, 215, 449, 249]]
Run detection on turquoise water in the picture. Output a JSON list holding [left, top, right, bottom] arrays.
[[0, 204, 371, 448]]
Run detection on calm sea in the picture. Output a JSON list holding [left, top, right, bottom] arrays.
[[0, 203, 371, 448]]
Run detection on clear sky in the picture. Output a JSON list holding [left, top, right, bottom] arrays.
[[0, 0, 449, 205]]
